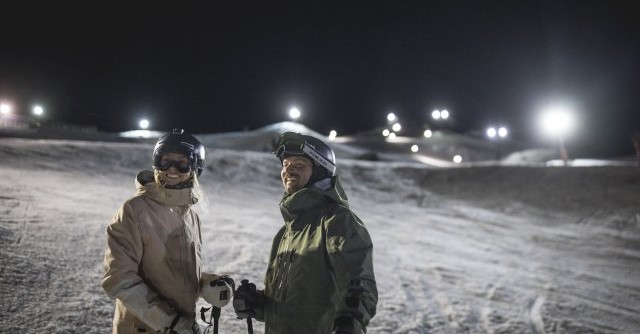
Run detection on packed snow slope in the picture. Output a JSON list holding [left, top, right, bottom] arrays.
[[1, 137, 639, 333]]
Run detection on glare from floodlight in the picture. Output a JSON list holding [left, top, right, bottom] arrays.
[[440, 109, 449, 119], [539, 103, 575, 163], [424, 129, 432, 138], [388, 132, 397, 139], [486, 127, 497, 138], [431, 110, 441, 120], [328, 130, 337, 141], [0, 103, 12, 115], [387, 113, 397, 122], [540, 105, 575, 137], [382, 129, 390, 137], [498, 126, 508, 138], [139, 119, 150, 129], [392, 123, 401, 132], [411, 145, 419, 153], [289, 107, 301, 120], [453, 155, 463, 163], [33, 105, 44, 116]]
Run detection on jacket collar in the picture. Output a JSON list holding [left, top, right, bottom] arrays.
[[135, 170, 197, 206], [279, 176, 348, 221]]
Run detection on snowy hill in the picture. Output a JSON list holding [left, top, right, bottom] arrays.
[[1, 130, 639, 333]]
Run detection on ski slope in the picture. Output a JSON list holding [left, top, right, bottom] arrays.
[[1, 131, 639, 333]]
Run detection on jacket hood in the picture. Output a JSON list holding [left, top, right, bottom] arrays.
[[135, 170, 197, 206], [280, 176, 348, 220]]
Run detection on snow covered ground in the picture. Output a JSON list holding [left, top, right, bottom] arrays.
[[1, 126, 639, 333]]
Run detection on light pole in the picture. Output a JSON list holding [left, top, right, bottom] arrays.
[[540, 105, 575, 165], [486, 126, 508, 160]]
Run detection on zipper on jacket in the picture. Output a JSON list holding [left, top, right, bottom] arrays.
[[274, 230, 295, 301]]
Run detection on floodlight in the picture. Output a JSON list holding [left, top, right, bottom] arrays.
[[389, 132, 397, 139], [486, 127, 497, 138], [33, 105, 44, 116], [424, 129, 432, 138], [387, 113, 397, 122], [431, 110, 441, 120], [328, 130, 337, 141], [539, 103, 576, 163], [382, 129, 390, 137], [289, 107, 301, 120], [453, 155, 463, 163], [440, 109, 449, 119], [411, 145, 419, 153], [0, 103, 12, 115], [392, 123, 401, 132], [498, 126, 508, 138], [139, 119, 150, 129], [540, 106, 575, 137]]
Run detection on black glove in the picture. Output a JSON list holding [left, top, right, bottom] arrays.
[[232, 279, 265, 319]]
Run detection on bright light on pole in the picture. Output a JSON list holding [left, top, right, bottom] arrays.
[[424, 129, 432, 138], [289, 107, 301, 120], [440, 109, 449, 119], [139, 119, 150, 129], [486, 127, 497, 138], [498, 126, 508, 138], [540, 105, 575, 164], [387, 113, 396, 123], [388, 132, 397, 139], [410, 145, 419, 153], [328, 130, 337, 141], [0, 103, 12, 115], [431, 109, 441, 120], [487, 125, 509, 160], [382, 129, 390, 137], [453, 155, 463, 163], [392, 123, 401, 132], [32, 105, 44, 116]]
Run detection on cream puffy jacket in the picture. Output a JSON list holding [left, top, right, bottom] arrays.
[[102, 170, 202, 333]]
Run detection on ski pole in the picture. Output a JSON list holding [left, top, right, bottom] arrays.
[[246, 316, 253, 334], [212, 306, 220, 334]]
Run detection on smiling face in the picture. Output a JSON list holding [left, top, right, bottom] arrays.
[[281, 156, 313, 194], [156, 152, 192, 187]]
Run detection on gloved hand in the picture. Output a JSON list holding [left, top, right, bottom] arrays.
[[200, 274, 235, 308], [232, 279, 265, 319], [168, 314, 203, 334]]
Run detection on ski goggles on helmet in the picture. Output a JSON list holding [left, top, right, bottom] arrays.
[[273, 132, 335, 174], [154, 159, 192, 173]]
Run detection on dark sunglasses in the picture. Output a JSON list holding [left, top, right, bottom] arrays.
[[155, 159, 192, 173]]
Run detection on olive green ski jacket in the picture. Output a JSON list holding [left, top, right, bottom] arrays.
[[257, 176, 377, 334]]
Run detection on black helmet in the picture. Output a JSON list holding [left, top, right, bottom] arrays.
[[153, 128, 205, 177], [273, 132, 336, 185]]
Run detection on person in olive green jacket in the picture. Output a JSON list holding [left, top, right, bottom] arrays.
[[233, 132, 378, 334], [102, 129, 233, 334]]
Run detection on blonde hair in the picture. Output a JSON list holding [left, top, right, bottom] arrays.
[[153, 169, 209, 215]]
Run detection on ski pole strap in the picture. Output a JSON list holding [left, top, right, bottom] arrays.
[[200, 306, 221, 334]]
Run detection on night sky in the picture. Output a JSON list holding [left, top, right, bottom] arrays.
[[2, 1, 639, 157]]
